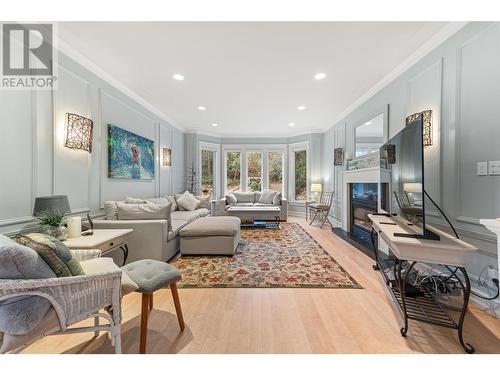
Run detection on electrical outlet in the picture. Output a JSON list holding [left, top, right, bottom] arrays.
[[477, 162, 488, 176], [489, 160, 500, 175]]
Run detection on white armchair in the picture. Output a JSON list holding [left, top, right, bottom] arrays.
[[0, 249, 122, 354]]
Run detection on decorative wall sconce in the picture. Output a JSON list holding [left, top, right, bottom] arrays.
[[406, 110, 432, 147], [162, 148, 171, 166], [334, 147, 344, 166], [64, 113, 94, 152], [385, 144, 396, 164]]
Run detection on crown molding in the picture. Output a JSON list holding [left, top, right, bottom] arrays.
[[185, 128, 324, 139], [56, 36, 184, 132], [324, 21, 469, 133]]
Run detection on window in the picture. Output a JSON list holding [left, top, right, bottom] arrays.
[[247, 152, 262, 192], [294, 150, 307, 201], [268, 151, 283, 193], [225, 152, 241, 193], [201, 149, 215, 197]]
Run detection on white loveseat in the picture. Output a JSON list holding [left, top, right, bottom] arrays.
[[94, 196, 210, 263], [216, 191, 287, 221]]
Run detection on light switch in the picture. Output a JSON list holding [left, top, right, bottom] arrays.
[[489, 161, 500, 176], [477, 162, 488, 176]]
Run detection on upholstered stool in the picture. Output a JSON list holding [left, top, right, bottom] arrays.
[[122, 260, 184, 354]]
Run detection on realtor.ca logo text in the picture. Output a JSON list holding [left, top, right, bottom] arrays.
[[1, 23, 58, 90]]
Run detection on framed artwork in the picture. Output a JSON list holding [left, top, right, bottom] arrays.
[[334, 147, 344, 166], [108, 124, 155, 180]]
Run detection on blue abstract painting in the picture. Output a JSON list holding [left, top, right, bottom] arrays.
[[108, 125, 155, 180]]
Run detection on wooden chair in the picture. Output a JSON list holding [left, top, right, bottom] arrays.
[[308, 191, 334, 228]]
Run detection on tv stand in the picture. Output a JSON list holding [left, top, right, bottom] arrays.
[[394, 228, 440, 241], [368, 214, 478, 353]]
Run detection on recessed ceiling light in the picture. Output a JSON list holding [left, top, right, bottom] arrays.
[[172, 73, 184, 81], [314, 72, 326, 80], [297, 106, 306, 111], [211, 123, 219, 127], [289, 122, 295, 127], [198, 106, 207, 111]]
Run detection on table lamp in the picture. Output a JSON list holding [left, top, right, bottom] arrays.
[[311, 183, 322, 202]]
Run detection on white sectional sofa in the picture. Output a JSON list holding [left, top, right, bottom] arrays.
[[215, 191, 287, 221], [93, 196, 210, 263]]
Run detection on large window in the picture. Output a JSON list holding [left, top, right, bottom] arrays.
[[226, 152, 241, 193], [268, 151, 283, 193], [201, 149, 215, 197], [294, 149, 307, 201], [247, 152, 262, 192]]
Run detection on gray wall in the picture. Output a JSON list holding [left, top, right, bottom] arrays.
[[0, 50, 185, 235], [321, 22, 500, 303]]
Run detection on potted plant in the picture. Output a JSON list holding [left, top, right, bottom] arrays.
[[36, 211, 68, 240]]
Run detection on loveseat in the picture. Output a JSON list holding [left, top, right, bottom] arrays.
[[215, 191, 287, 221], [93, 195, 210, 263]]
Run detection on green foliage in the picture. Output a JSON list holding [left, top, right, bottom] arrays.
[[295, 150, 307, 200], [226, 152, 241, 191], [36, 211, 66, 228], [248, 178, 262, 192]]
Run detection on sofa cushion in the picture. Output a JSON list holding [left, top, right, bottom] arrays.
[[168, 220, 189, 241], [16, 233, 84, 278], [145, 197, 169, 206], [273, 192, 282, 206], [80, 257, 138, 295], [165, 196, 178, 211], [233, 203, 254, 207], [196, 208, 210, 217], [226, 193, 237, 205], [233, 192, 255, 203], [0, 235, 55, 336], [175, 191, 200, 211], [104, 201, 121, 220], [171, 210, 201, 223], [195, 195, 211, 209], [180, 216, 241, 237], [125, 196, 149, 204], [254, 203, 274, 207], [116, 202, 172, 230], [258, 190, 277, 204]]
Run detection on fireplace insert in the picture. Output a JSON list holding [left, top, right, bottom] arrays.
[[350, 183, 387, 244]]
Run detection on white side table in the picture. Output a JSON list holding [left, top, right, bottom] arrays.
[[64, 229, 133, 266], [479, 219, 500, 314]]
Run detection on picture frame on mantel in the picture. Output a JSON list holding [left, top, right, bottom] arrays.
[[334, 147, 344, 166]]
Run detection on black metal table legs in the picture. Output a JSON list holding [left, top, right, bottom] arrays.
[[456, 267, 475, 354], [119, 244, 129, 266]]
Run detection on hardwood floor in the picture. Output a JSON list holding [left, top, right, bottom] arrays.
[[24, 217, 500, 354]]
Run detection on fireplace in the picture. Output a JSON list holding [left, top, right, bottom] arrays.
[[350, 183, 387, 244]]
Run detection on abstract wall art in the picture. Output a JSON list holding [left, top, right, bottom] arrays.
[[108, 124, 155, 180]]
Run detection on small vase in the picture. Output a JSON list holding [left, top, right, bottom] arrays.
[[47, 225, 68, 240]]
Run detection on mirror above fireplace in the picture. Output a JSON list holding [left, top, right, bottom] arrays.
[[354, 105, 389, 158]]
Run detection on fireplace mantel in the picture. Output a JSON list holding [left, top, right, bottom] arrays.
[[340, 167, 391, 232]]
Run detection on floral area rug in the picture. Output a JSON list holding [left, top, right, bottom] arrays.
[[172, 222, 361, 289]]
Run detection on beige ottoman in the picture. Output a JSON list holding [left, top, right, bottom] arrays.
[[179, 216, 241, 255]]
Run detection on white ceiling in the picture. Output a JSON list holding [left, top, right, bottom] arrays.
[[58, 22, 450, 137]]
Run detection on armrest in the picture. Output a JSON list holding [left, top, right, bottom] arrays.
[[0, 272, 122, 329], [214, 198, 228, 215], [70, 249, 102, 262]]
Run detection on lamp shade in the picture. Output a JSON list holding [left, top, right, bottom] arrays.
[[403, 183, 422, 193], [33, 195, 71, 217], [311, 183, 322, 193]]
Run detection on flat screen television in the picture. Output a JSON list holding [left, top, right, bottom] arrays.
[[380, 115, 440, 240]]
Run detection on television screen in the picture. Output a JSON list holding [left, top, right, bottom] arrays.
[[380, 116, 424, 235]]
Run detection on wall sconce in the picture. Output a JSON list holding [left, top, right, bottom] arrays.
[[406, 110, 432, 147], [334, 147, 344, 166], [162, 148, 171, 166], [64, 113, 94, 152]]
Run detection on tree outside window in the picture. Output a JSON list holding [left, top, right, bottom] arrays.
[[294, 150, 307, 200], [201, 149, 215, 197], [226, 152, 241, 193], [268, 151, 283, 193], [247, 152, 262, 192]]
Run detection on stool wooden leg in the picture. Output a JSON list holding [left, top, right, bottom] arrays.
[[170, 283, 185, 331], [140, 293, 150, 354], [149, 293, 153, 310]]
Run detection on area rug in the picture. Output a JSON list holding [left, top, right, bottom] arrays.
[[172, 222, 361, 289]]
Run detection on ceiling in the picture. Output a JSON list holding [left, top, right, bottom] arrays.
[[58, 22, 450, 137]]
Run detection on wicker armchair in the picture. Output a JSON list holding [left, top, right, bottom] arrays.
[[0, 249, 122, 354]]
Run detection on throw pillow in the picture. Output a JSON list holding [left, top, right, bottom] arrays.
[[176, 191, 201, 211], [226, 193, 237, 205], [174, 193, 186, 210], [273, 192, 282, 206], [104, 201, 121, 220], [165, 196, 178, 211], [116, 202, 172, 230], [258, 190, 277, 204], [195, 195, 211, 209], [0, 234, 55, 335], [16, 233, 85, 278]]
